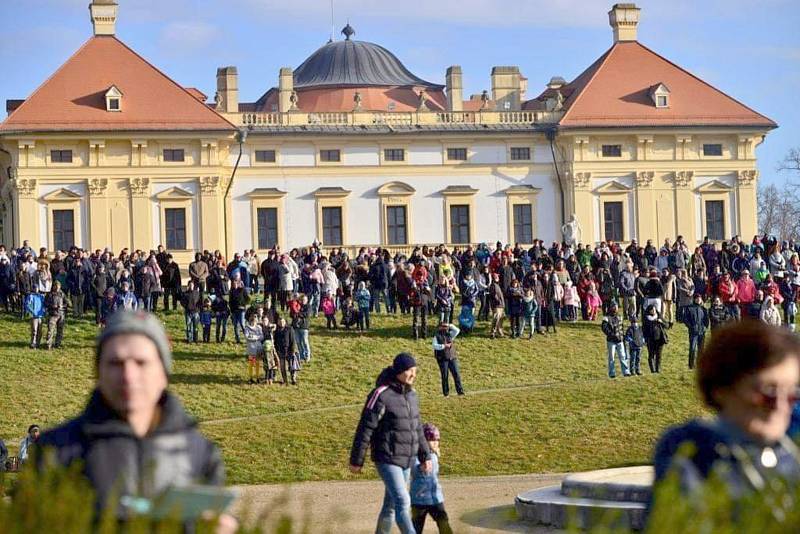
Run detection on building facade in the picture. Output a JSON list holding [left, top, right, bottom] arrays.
[[0, 2, 776, 262]]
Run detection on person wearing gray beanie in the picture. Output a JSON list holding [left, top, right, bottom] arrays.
[[97, 310, 173, 373]]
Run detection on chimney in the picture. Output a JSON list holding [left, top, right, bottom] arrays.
[[89, 0, 118, 36], [547, 76, 567, 90], [278, 67, 294, 113], [490, 66, 521, 111], [608, 3, 641, 43], [445, 66, 463, 112], [215, 66, 238, 113]]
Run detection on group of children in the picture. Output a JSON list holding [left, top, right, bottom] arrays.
[[242, 306, 301, 386], [321, 283, 374, 332]]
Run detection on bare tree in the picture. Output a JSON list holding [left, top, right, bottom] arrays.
[[777, 147, 800, 176], [758, 182, 800, 241]]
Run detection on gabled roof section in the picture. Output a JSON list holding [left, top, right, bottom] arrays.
[[557, 41, 776, 129], [1, 36, 235, 133]]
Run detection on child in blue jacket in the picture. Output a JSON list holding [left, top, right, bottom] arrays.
[[411, 423, 453, 534]]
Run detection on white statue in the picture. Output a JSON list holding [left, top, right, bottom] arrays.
[[561, 213, 582, 247]]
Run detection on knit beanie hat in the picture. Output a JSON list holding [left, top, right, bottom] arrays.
[[392, 352, 417, 375], [97, 310, 172, 374]]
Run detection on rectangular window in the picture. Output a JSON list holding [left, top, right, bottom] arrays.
[[254, 150, 276, 163], [512, 204, 533, 244], [52, 210, 75, 252], [386, 206, 408, 245], [108, 98, 120, 110], [703, 143, 723, 156], [449, 204, 471, 244], [163, 149, 185, 162], [256, 207, 279, 249], [705, 200, 725, 241], [656, 95, 668, 107], [322, 206, 343, 245], [319, 149, 341, 162], [384, 148, 405, 162], [164, 208, 187, 250], [510, 147, 531, 161], [603, 201, 624, 242], [447, 148, 468, 161], [601, 144, 622, 157], [50, 150, 73, 163]]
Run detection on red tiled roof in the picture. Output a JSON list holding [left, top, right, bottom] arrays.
[[184, 88, 208, 103], [556, 41, 776, 129], [0, 36, 235, 133]]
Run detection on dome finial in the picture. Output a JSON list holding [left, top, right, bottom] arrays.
[[341, 22, 355, 40]]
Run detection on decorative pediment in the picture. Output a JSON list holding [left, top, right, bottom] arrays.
[[154, 186, 194, 200], [695, 179, 733, 193], [440, 185, 478, 196], [41, 188, 82, 202], [313, 187, 351, 198], [247, 188, 287, 199], [377, 181, 416, 197], [105, 85, 123, 98], [593, 180, 632, 194], [503, 185, 542, 196]]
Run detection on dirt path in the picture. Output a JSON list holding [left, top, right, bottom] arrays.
[[233, 473, 564, 533]]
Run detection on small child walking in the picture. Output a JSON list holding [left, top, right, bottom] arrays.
[[321, 291, 337, 329], [355, 281, 371, 331], [200, 298, 213, 343], [410, 423, 454, 534], [243, 312, 263, 384], [624, 316, 645, 376]]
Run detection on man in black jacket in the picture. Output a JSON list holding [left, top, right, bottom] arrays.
[[36, 311, 234, 531], [683, 293, 710, 369], [161, 254, 181, 311], [350, 353, 431, 534]]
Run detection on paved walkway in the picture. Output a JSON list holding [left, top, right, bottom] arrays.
[[233, 473, 565, 533]]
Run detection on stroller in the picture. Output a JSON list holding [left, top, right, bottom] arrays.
[[458, 303, 475, 334]]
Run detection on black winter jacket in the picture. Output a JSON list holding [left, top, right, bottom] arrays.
[[350, 367, 431, 469], [683, 303, 709, 336], [36, 390, 224, 516]]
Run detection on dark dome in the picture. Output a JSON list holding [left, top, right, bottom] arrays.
[[293, 38, 443, 90]]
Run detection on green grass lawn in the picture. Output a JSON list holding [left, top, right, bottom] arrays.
[[0, 307, 705, 484]]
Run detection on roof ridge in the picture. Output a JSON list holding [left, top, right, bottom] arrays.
[[107, 36, 236, 130], [558, 43, 618, 126], [629, 41, 776, 127], [2, 36, 96, 127]]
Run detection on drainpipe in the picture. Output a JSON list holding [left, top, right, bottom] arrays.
[[546, 127, 565, 226], [223, 128, 248, 261], [0, 147, 14, 246]]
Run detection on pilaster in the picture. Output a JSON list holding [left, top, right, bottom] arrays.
[[87, 178, 110, 249], [634, 171, 656, 242], [571, 171, 594, 244], [199, 176, 224, 251], [128, 177, 152, 251], [12, 178, 38, 245], [737, 170, 758, 239], [672, 171, 695, 241]]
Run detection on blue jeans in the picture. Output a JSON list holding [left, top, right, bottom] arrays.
[[215, 312, 228, 342], [628, 345, 641, 374], [309, 292, 320, 317], [688, 332, 704, 369], [375, 463, 414, 534], [607, 341, 630, 378], [371, 288, 387, 313], [295, 327, 310, 360], [232, 310, 246, 343], [184, 312, 199, 342]]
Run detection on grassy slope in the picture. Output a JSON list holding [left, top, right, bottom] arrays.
[[0, 308, 705, 484]]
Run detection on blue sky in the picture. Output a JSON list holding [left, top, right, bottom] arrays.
[[2, 0, 798, 183]]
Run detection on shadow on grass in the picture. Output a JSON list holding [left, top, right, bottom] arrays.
[[169, 372, 249, 385], [171, 348, 241, 361], [459, 505, 533, 532]]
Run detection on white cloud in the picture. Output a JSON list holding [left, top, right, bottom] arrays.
[[158, 20, 222, 56]]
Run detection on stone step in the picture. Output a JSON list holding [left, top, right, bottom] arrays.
[[515, 486, 647, 531], [560, 466, 653, 503], [514, 466, 654, 531]]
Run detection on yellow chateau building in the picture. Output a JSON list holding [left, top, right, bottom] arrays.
[[0, 1, 776, 263]]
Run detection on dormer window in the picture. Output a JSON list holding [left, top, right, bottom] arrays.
[[649, 82, 670, 108], [105, 85, 123, 112]]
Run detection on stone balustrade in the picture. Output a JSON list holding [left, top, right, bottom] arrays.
[[234, 109, 562, 128]]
